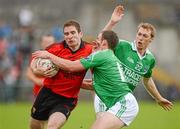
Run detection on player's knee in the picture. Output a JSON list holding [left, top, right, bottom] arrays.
[[30, 122, 42, 129], [30, 118, 44, 129], [47, 112, 66, 129], [47, 122, 61, 129]]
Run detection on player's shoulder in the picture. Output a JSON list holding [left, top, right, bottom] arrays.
[[93, 50, 111, 58], [146, 49, 156, 60], [115, 39, 132, 50], [118, 39, 132, 46], [45, 41, 64, 50]]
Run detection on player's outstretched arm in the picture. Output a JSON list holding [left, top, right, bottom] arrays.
[[32, 50, 86, 72], [143, 77, 173, 111], [103, 5, 124, 31]]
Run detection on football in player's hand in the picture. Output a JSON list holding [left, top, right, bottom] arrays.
[[30, 58, 59, 77]]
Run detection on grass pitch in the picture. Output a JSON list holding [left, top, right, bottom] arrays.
[[0, 101, 179, 129]]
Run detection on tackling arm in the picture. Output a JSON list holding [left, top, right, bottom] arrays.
[[143, 77, 173, 111], [32, 50, 86, 72]]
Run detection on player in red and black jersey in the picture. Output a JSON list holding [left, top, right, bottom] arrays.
[[30, 20, 93, 129]]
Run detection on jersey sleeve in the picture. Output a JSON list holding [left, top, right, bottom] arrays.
[[80, 51, 103, 69], [46, 43, 62, 55], [144, 59, 156, 78]]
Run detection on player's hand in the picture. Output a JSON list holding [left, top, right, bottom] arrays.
[[32, 50, 51, 59], [43, 67, 59, 78], [110, 5, 124, 25], [31, 63, 46, 76], [156, 98, 173, 111], [81, 79, 93, 90], [92, 40, 101, 52]]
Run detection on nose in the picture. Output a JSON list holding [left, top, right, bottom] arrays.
[[68, 34, 73, 39], [138, 35, 143, 41]]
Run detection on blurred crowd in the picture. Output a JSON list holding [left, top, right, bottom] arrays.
[[0, 8, 63, 103]]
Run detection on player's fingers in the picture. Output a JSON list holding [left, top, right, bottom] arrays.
[[167, 104, 173, 110], [44, 68, 55, 74], [163, 103, 173, 111], [44, 68, 57, 77], [117, 5, 124, 12]]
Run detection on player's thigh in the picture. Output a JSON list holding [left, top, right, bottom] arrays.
[[91, 112, 124, 129], [108, 93, 139, 126], [47, 112, 66, 129], [94, 94, 107, 113]]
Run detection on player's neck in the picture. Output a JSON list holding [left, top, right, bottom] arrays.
[[137, 49, 146, 56], [69, 44, 81, 52]]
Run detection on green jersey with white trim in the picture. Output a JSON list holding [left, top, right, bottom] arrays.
[[80, 50, 131, 108], [114, 40, 156, 91]]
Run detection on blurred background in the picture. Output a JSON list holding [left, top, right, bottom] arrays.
[[0, 0, 180, 129], [0, 0, 179, 103]]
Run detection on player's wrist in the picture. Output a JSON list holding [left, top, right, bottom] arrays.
[[154, 96, 164, 102], [109, 19, 118, 27]]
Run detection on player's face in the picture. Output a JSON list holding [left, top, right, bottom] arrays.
[[135, 27, 153, 51], [64, 26, 82, 50], [95, 33, 104, 50]]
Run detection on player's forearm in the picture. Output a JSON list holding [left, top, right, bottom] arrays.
[[26, 67, 44, 86], [31, 78, 43, 86], [103, 5, 124, 31], [48, 53, 85, 72], [103, 20, 117, 31], [143, 77, 163, 102]]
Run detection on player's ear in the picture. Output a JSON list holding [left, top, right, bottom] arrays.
[[103, 40, 108, 47], [79, 31, 83, 38], [149, 38, 153, 44]]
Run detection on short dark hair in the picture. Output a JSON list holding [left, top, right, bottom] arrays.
[[63, 20, 81, 33], [101, 30, 119, 50]]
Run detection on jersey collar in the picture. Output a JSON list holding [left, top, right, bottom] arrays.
[[63, 40, 85, 53], [131, 41, 149, 59]]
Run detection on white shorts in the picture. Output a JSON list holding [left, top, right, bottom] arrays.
[[94, 93, 139, 126]]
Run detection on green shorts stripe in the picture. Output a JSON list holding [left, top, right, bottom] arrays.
[[116, 97, 127, 117]]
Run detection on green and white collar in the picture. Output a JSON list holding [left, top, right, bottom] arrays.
[[131, 41, 150, 60]]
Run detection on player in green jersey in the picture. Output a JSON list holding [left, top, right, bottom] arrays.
[[95, 4, 173, 127], [32, 30, 139, 129], [103, 4, 172, 110]]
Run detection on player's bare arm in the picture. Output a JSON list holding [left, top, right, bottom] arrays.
[[103, 5, 124, 31], [143, 77, 173, 111], [32, 50, 85, 72], [26, 67, 44, 86]]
